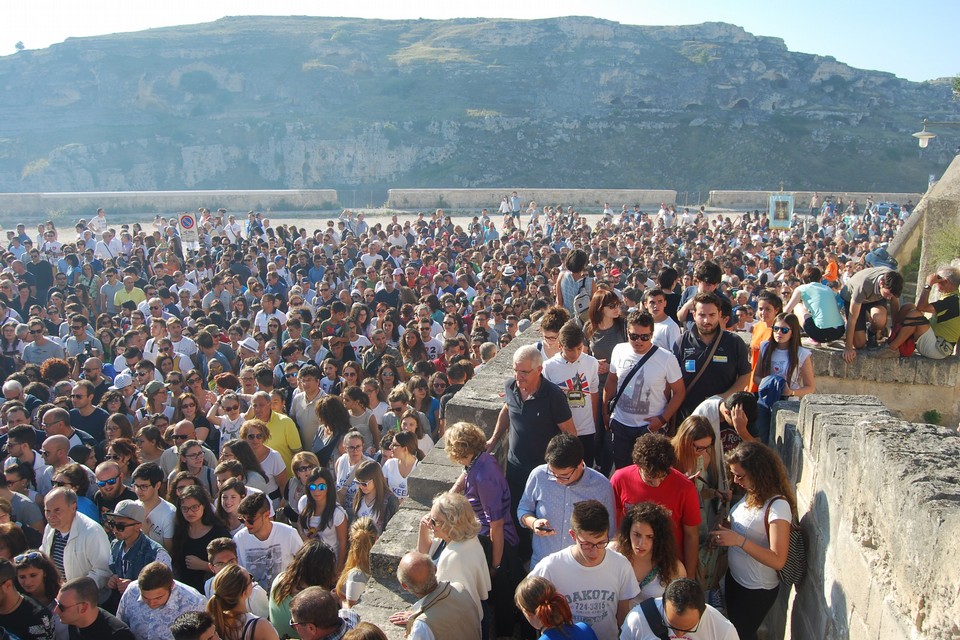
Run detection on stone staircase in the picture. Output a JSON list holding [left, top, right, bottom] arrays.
[[351, 439, 467, 638], [350, 322, 537, 637]]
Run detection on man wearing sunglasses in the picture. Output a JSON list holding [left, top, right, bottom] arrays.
[[0, 556, 55, 640], [93, 462, 136, 525], [55, 576, 135, 640], [233, 493, 303, 592], [104, 500, 170, 609], [22, 318, 66, 365], [603, 311, 685, 470], [621, 577, 737, 640]]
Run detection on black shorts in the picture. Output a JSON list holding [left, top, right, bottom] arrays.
[[845, 298, 887, 332], [803, 316, 845, 343]]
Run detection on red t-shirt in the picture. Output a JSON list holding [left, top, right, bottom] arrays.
[[610, 466, 702, 551]]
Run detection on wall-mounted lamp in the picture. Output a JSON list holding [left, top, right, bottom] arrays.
[[913, 118, 960, 149]]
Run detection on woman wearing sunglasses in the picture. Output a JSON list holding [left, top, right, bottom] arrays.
[[752, 313, 815, 401], [238, 421, 288, 510], [296, 468, 347, 572]]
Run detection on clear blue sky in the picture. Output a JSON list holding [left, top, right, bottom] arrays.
[[3, 0, 958, 82]]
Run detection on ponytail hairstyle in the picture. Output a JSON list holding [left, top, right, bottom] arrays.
[[206, 563, 250, 640], [334, 517, 379, 601], [514, 575, 574, 631]]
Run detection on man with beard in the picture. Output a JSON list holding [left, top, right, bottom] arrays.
[[674, 292, 751, 418]]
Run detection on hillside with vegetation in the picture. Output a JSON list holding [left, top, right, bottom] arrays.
[[0, 16, 957, 195]]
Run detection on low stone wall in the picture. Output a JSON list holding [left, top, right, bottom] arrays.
[[0, 189, 339, 216], [803, 342, 960, 425], [707, 190, 923, 210], [769, 395, 960, 640], [386, 188, 677, 210]]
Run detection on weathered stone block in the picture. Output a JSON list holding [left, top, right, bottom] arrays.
[[351, 577, 416, 640], [370, 506, 427, 581]]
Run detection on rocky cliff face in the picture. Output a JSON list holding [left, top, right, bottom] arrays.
[[0, 17, 956, 195]]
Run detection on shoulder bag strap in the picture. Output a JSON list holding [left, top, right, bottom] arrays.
[[685, 330, 723, 395], [609, 346, 658, 414], [763, 494, 790, 542], [639, 599, 671, 640], [241, 616, 258, 640]]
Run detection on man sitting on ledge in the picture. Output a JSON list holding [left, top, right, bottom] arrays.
[[876, 267, 960, 360]]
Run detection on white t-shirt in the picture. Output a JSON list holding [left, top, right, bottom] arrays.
[[172, 336, 198, 357], [728, 495, 792, 590], [141, 499, 176, 545], [234, 522, 304, 592], [217, 414, 245, 443], [293, 498, 347, 559], [254, 449, 287, 506], [543, 352, 600, 436], [253, 309, 288, 333], [422, 336, 444, 360], [334, 454, 372, 506], [382, 458, 418, 500], [620, 599, 739, 640], [530, 547, 639, 640], [652, 317, 682, 352], [759, 343, 811, 391], [609, 343, 682, 427], [418, 435, 434, 457]]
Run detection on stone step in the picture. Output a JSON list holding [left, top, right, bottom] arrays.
[[407, 443, 463, 505], [370, 498, 429, 582], [350, 577, 418, 640]]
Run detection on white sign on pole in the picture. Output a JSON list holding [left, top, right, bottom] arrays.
[[179, 213, 200, 243]]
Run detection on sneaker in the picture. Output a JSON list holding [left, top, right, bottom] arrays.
[[873, 347, 899, 359], [866, 332, 879, 349]]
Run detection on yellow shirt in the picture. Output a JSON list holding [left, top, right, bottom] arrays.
[[266, 411, 303, 474], [114, 287, 147, 308]]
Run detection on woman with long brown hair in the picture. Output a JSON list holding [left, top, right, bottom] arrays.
[[611, 502, 685, 602], [208, 563, 279, 640], [711, 442, 797, 640], [582, 289, 625, 474], [268, 539, 337, 639], [753, 312, 815, 399]]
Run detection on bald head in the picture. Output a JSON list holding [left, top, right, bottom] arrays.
[[397, 552, 437, 597], [42, 408, 71, 436], [173, 420, 195, 439], [43, 435, 70, 466]]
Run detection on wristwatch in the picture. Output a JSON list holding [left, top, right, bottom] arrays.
[[924, 284, 932, 291]]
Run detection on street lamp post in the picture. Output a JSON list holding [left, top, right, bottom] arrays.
[[912, 118, 960, 149]]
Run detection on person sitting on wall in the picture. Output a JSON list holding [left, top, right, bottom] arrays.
[[875, 266, 960, 360]]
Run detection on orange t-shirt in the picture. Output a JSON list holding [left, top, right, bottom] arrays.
[[824, 260, 839, 283], [749, 321, 772, 392]]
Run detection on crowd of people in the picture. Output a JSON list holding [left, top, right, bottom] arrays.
[[0, 193, 954, 640]]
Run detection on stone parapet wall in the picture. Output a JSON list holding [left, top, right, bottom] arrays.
[[707, 190, 923, 210], [0, 189, 339, 216], [386, 188, 677, 210], [770, 395, 960, 640]]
